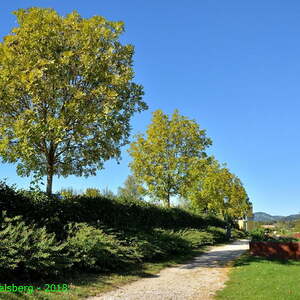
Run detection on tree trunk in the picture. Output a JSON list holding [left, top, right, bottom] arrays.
[[46, 168, 53, 196], [166, 190, 170, 208], [224, 213, 231, 239], [45, 141, 56, 196], [46, 150, 55, 196]]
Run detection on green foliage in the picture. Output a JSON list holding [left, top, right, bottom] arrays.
[[117, 175, 144, 202], [187, 159, 251, 219], [0, 181, 66, 239], [66, 223, 136, 271], [129, 109, 212, 207], [61, 196, 226, 231], [84, 188, 102, 198], [0, 212, 66, 278], [0, 181, 231, 280], [128, 109, 251, 218], [150, 229, 191, 256], [0, 182, 227, 235], [65, 224, 195, 270], [119, 229, 190, 261], [118, 230, 161, 261], [249, 228, 299, 242], [249, 228, 269, 241], [294, 220, 300, 232], [177, 229, 215, 248], [0, 7, 147, 194], [206, 226, 228, 243], [119, 227, 230, 262], [59, 187, 80, 199], [231, 228, 248, 239], [101, 187, 117, 200]]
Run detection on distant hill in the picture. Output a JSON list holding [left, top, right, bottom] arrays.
[[253, 212, 284, 222], [253, 212, 300, 222], [284, 214, 300, 221]]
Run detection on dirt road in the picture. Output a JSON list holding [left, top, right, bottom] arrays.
[[87, 239, 249, 300]]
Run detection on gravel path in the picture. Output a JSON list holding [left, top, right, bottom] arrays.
[[88, 240, 249, 300]]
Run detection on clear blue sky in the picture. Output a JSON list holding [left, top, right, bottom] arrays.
[[0, 1, 299, 215]]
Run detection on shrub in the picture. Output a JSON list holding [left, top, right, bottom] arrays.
[[231, 228, 248, 239], [207, 226, 228, 243], [150, 229, 191, 256], [65, 223, 139, 271], [178, 229, 215, 248], [116, 228, 191, 261], [117, 230, 161, 261], [249, 228, 299, 242], [0, 180, 32, 218], [249, 228, 268, 241], [0, 212, 66, 278]]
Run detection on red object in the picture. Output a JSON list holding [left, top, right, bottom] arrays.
[[250, 241, 300, 259], [293, 233, 300, 239]]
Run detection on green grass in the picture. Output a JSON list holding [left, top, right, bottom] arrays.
[[0, 247, 210, 300], [216, 252, 300, 300]]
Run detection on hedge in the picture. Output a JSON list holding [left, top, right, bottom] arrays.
[[0, 181, 226, 237]]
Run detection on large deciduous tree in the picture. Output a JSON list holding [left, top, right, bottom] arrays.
[[0, 8, 147, 195], [128, 109, 212, 207]]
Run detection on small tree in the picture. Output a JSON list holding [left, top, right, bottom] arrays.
[[101, 187, 116, 199], [128, 109, 212, 207], [117, 175, 143, 201], [84, 188, 102, 198], [0, 8, 147, 195], [59, 187, 80, 199]]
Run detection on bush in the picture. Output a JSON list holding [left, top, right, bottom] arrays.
[[207, 226, 228, 243], [249, 228, 300, 242], [115, 228, 191, 261], [65, 223, 140, 271], [0, 181, 232, 278], [150, 229, 191, 256], [178, 229, 215, 248], [117, 230, 163, 261], [0, 212, 66, 278], [231, 228, 248, 239], [249, 228, 269, 241]]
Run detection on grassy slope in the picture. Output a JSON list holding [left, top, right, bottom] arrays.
[[216, 253, 300, 300], [0, 248, 209, 300]]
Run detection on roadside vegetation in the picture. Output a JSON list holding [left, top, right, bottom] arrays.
[[0, 181, 246, 299], [249, 228, 300, 242], [0, 6, 251, 299]]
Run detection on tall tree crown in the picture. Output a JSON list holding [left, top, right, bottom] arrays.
[[129, 109, 212, 206], [0, 8, 147, 193]]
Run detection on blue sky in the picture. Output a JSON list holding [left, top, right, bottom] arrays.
[[0, 1, 299, 215]]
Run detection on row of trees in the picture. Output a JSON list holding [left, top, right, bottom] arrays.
[[128, 110, 251, 219], [0, 8, 251, 220]]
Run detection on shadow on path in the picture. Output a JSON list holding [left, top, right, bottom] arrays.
[[180, 239, 249, 269]]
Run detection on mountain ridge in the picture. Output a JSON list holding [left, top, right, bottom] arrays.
[[253, 212, 300, 222]]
